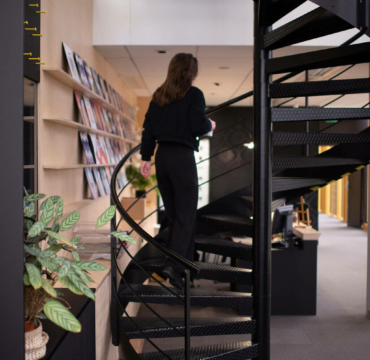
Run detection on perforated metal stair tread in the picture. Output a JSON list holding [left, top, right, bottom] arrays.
[[199, 214, 254, 237], [272, 178, 328, 193], [139, 341, 259, 360], [266, 42, 370, 74], [273, 156, 364, 170], [141, 261, 253, 285], [263, 0, 306, 26], [263, 8, 352, 50], [271, 108, 370, 122], [272, 132, 370, 146], [270, 78, 370, 98], [241, 197, 286, 213], [120, 316, 255, 339], [118, 284, 253, 309], [195, 237, 253, 261]]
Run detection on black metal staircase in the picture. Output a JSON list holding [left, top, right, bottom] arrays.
[[109, 1, 370, 359]]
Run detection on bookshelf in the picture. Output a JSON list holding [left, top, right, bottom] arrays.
[[43, 163, 118, 170], [43, 117, 136, 144], [43, 67, 137, 125]]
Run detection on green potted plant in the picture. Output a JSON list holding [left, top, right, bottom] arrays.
[[125, 164, 158, 198], [23, 189, 136, 360]]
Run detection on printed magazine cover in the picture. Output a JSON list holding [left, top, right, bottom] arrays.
[[83, 96, 98, 129], [74, 52, 90, 89], [93, 167, 106, 197], [74, 91, 90, 126], [62, 42, 80, 83], [79, 132, 95, 165], [84, 168, 98, 199]]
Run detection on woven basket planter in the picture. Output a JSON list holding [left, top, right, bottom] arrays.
[[25, 321, 49, 360]]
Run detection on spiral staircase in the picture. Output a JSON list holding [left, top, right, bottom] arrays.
[[109, 1, 370, 359]]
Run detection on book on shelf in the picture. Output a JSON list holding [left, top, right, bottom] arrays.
[[84, 168, 99, 200], [79, 132, 95, 165], [90, 67, 103, 97], [74, 52, 90, 89], [83, 96, 98, 129], [100, 167, 111, 195], [83, 61, 95, 93], [92, 168, 106, 197], [62, 42, 81, 83], [74, 91, 90, 127]]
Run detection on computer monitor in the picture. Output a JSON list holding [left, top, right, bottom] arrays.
[[272, 205, 294, 240]]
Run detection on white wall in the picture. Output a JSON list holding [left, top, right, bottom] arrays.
[[94, 0, 369, 47], [94, 0, 254, 46]]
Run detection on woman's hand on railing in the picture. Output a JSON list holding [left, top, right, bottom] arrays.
[[141, 160, 151, 179], [209, 119, 216, 131]]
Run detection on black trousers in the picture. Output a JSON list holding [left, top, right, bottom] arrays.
[[155, 142, 198, 271]]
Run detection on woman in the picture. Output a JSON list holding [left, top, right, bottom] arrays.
[[140, 53, 216, 289]]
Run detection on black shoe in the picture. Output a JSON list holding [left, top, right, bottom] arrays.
[[161, 266, 184, 290]]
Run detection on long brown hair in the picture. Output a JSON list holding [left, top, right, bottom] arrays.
[[152, 53, 198, 107]]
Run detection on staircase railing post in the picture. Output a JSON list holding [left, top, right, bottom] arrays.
[[253, 1, 271, 359], [111, 209, 120, 346], [184, 269, 191, 360]]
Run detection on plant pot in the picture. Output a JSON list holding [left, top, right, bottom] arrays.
[[25, 320, 49, 360], [135, 190, 146, 198], [25, 321, 36, 332]]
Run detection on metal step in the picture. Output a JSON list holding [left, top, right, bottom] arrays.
[[242, 196, 286, 213], [139, 341, 259, 360], [120, 316, 255, 339], [271, 108, 370, 123], [264, 8, 352, 50], [118, 284, 253, 309], [273, 156, 363, 170], [272, 132, 370, 146], [262, 0, 306, 26], [272, 178, 328, 193], [199, 214, 254, 237], [195, 237, 252, 261], [269, 78, 370, 98], [142, 261, 253, 285], [266, 42, 370, 74]]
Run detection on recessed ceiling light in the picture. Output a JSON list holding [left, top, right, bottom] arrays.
[[157, 50, 168, 54], [219, 66, 230, 70]]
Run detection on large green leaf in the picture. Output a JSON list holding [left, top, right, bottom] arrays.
[[37, 258, 60, 272], [39, 244, 63, 258], [59, 211, 80, 232], [71, 265, 94, 285], [96, 205, 116, 229], [59, 261, 71, 277], [110, 232, 137, 244], [51, 219, 59, 232], [55, 198, 64, 219], [28, 221, 45, 237], [25, 202, 35, 217], [41, 278, 57, 297], [51, 256, 69, 264], [45, 230, 76, 249], [25, 263, 42, 289], [71, 251, 80, 261], [73, 261, 107, 272], [24, 219, 33, 231], [40, 198, 54, 226], [23, 273, 31, 286], [68, 270, 95, 301], [57, 276, 83, 295], [43, 299, 81, 333], [24, 193, 46, 202], [24, 244, 41, 257], [70, 237, 81, 245]]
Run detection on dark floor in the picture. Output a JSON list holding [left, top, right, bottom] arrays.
[[135, 214, 370, 359]]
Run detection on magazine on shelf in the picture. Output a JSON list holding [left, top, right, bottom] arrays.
[[74, 91, 90, 126], [92, 103, 107, 132], [104, 138, 116, 164], [74, 52, 90, 89], [90, 68, 103, 97], [100, 168, 111, 195], [104, 166, 112, 183], [101, 108, 112, 133], [107, 84, 114, 106], [98, 135, 112, 163], [79, 132, 95, 165], [122, 122, 135, 141], [83, 96, 98, 129], [114, 115, 124, 138], [107, 111, 117, 135], [92, 168, 106, 197], [62, 42, 80, 83], [98, 75, 110, 101], [83, 61, 95, 92], [89, 134, 109, 165], [84, 168, 99, 200]]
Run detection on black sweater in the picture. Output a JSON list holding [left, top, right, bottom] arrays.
[[140, 86, 212, 161]]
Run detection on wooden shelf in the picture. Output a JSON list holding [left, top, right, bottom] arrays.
[[43, 117, 136, 144], [43, 67, 137, 125], [63, 199, 94, 216], [24, 116, 35, 123], [43, 163, 118, 170]]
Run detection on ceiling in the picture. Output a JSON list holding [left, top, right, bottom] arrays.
[[95, 41, 370, 109]]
